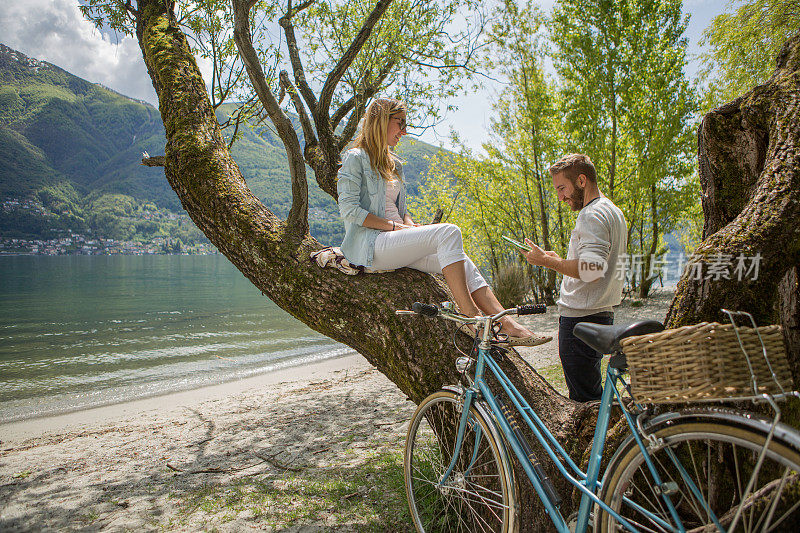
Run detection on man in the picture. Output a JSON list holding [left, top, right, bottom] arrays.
[[521, 154, 627, 402]]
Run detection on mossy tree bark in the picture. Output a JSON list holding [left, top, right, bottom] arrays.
[[665, 31, 800, 378]]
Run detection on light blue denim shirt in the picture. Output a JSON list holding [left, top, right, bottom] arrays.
[[337, 147, 407, 267]]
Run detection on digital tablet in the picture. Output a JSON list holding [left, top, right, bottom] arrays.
[[502, 235, 532, 252]]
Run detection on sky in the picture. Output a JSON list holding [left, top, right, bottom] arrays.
[[0, 0, 729, 152]]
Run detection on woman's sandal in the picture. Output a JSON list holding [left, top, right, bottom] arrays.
[[503, 334, 552, 347]]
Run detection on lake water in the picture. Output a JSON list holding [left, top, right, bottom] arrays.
[[0, 255, 353, 423]]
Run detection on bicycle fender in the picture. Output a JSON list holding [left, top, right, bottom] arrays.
[[647, 407, 800, 450], [606, 406, 800, 473]]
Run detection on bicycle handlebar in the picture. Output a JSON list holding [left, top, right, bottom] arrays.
[[396, 301, 546, 324], [412, 302, 440, 317], [517, 303, 547, 315]]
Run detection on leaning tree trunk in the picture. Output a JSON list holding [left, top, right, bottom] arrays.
[[665, 31, 800, 379], [133, 1, 593, 529]]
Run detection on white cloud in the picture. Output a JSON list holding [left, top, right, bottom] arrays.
[[0, 0, 156, 104]]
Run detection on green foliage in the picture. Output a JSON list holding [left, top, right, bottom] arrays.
[[295, 0, 484, 127], [700, 0, 800, 112], [413, 1, 565, 301], [493, 261, 531, 308], [79, 0, 486, 133], [79, 0, 137, 36], [415, 0, 700, 298], [551, 0, 699, 296]]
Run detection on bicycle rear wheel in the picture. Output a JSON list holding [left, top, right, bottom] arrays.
[[404, 389, 516, 533], [597, 414, 800, 532]]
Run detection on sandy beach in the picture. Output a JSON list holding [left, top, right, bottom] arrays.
[[0, 289, 675, 532]]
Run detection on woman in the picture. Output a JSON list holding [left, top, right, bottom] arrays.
[[337, 98, 545, 346]]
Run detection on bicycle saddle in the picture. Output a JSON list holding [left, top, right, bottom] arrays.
[[573, 320, 664, 354]]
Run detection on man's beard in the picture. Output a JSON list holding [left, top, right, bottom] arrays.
[[568, 184, 585, 210]]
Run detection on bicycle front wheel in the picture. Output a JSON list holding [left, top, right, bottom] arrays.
[[404, 389, 516, 533], [597, 414, 800, 532]]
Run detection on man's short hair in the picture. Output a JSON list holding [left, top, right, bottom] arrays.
[[549, 153, 597, 184]]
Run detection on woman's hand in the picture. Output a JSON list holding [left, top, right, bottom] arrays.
[[403, 216, 422, 228], [393, 222, 414, 231]]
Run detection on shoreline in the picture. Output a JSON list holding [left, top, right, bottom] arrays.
[[0, 353, 416, 531], [0, 289, 677, 531], [0, 352, 371, 445], [0, 288, 677, 445]]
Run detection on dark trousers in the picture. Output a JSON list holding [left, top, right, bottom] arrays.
[[559, 312, 614, 402]]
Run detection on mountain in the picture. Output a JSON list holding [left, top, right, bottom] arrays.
[[0, 43, 443, 246], [0, 44, 168, 205]]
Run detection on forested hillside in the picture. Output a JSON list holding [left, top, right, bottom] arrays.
[[0, 44, 441, 246]]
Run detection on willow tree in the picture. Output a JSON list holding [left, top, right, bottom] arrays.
[[81, 0, 799, 529], [551, 0, 698, 298], [700, 0, 800, 111]]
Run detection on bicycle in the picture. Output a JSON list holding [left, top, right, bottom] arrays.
[[397, 302, 800, 532]]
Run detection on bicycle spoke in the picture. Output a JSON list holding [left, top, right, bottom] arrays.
[[405, 392, 512, 532], [598, 419, 800, 533], [631, 468, 671, 527], [766, 497, 800, 533], [685, 437, 711, 526], [755, 467, 790, 532], [653, 443, 706, 521]]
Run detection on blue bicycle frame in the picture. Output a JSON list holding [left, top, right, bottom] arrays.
[[439, 340, 694, 533]]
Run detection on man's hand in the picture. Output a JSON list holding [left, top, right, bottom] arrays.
[[521, 238, 561, 266], [521, 242, 547, 266], [520, 238, 584, 278]]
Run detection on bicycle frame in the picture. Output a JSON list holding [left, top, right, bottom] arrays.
[[439, 339, 688, 533]]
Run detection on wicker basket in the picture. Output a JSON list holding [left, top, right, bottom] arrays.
[[620, 322, 794, 404]]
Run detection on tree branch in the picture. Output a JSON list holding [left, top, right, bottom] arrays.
[[332, 59, 395, 132], [330, 93, 359, 132], [334, 63, 396, 153], [279, 0, 319, 114], [318, 0, 394, 118], [122, 0, 136, 16], [141, 155, 165, 167], [232, 0, 308, 237], [279, 70, 318, 147]]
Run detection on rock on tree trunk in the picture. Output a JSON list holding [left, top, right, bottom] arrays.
[[133, 1, 594, 529], [666, 31, 800, 377]]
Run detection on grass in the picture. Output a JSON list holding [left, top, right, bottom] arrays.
[[535, 358, 610, 397], [161, 362, 606, 531], [166, 451, 412, 532]]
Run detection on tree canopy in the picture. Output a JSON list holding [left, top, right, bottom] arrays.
[[701, 0, 800, 111], [414, 0, 699, 300]]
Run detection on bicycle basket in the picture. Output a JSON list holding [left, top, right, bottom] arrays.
[[620, 322, 794, 404]]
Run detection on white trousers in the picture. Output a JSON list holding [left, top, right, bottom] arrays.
[[372, 223, 488, 293]]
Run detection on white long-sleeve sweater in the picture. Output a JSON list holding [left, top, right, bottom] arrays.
[[557, 197, 627, 318]]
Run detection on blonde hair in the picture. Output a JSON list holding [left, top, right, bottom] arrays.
[[353, 98, 406, 181]]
